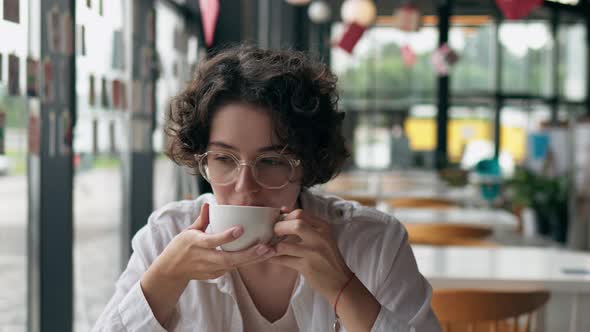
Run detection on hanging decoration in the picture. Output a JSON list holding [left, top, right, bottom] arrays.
[[496, 0, 543, 20], [392, 3, 421, 32], [308, 1, 331, 24], [336, 22, 366, 54], [340, 0, 376, 27], [199, 0, 220, 48], [431, 43, 459, 76], [400, 45, 417, 68]]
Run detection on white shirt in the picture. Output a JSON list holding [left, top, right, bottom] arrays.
[[92, 188, 442, 332]]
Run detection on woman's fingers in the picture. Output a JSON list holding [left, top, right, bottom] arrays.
[[274, 241, 312, 258], [281, 208, 329, 231], [187, 225, 244, 249], [208, 243, 276, 269], [237, 246, 280, 267], [274, 219, 323, 242], [188, 203, 210, 231]]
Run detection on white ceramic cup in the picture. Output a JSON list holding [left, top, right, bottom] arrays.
[[208, 204, 282, 252]]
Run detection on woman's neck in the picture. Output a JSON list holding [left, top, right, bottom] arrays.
[[236, 261, 299, 322], [238, 260, 297, 281]]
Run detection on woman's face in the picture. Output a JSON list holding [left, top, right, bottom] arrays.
[[206, 102, 302, 209]]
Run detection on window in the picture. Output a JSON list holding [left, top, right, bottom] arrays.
[[153, 0, 201, 208], [0, 0, 29, 330], [74, 1, 125, 329]]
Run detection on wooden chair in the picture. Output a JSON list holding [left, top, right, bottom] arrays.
[[387, 197, 457, 209], [339, 195, 378, 207], [322, 177, 368, 193], [432, 289, 550, 332], [404, 223, 495, 247]]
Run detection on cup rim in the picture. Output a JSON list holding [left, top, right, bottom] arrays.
[[210, 204, 279, 211]]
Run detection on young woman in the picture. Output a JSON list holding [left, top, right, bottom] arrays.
[[93, 45, 441, 332]]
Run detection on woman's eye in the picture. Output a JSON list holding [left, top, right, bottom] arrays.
[[260, 158, 285, 166], [214, 156, 233, 163]]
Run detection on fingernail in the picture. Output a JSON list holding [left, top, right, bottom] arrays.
[[256, 245, 270, 256], [232, 227, 243, 238]]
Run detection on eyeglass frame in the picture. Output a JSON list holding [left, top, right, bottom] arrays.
[[194, 147, 302, 190]]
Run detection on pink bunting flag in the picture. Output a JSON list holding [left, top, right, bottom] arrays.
[[401, 45, 417, 68], [431, 44, 459, 76], [336, 22, 366, 54], [496, 0, 543, 20], [199, 0, 219, 48]]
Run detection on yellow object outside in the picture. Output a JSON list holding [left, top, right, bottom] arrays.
[[404, 117, 526, 163]]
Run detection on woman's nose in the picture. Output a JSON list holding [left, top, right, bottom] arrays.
[[234, 164, 260, 193]]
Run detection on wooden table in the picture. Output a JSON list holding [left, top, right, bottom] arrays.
[[381, 207, 519, 232], [321, 171, 476, 203], [413, 245, 590, 331]]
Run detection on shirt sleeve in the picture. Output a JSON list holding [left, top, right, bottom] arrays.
[[90, 223, 171, 332], [370, 229, 443, 332]]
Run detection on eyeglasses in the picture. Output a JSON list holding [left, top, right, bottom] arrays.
[[194, 149, 301, 189]]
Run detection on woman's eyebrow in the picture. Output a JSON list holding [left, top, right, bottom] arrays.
[[208, 141, 237, 150], [208, 141, 283, 153], [257, 145, 285, 153]]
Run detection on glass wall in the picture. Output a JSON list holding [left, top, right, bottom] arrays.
[[0, 0, 29, 330], [450, 21, 495, 94], [500, 21, 554, 96], [447, 105, 495, 166], [332, 23, 437, 169], [334, 12, 587, 173], [73, 1, 125, 330], [153, 0, 200, 209], [559, 21, 587, 102]]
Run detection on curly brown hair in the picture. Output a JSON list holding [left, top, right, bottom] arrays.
[[165, 45, 350, 187]]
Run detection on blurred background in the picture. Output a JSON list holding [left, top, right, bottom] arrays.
[[0, 0, 589, 331]]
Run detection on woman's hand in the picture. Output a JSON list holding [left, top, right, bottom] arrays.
[[268, 208, 353, 304], [269, 208, 381, 332], [141, 203, 275, 326], [150, 203, 276, 283]]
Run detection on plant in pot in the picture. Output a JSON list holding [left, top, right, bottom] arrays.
[[505, 167, 570, 243]]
